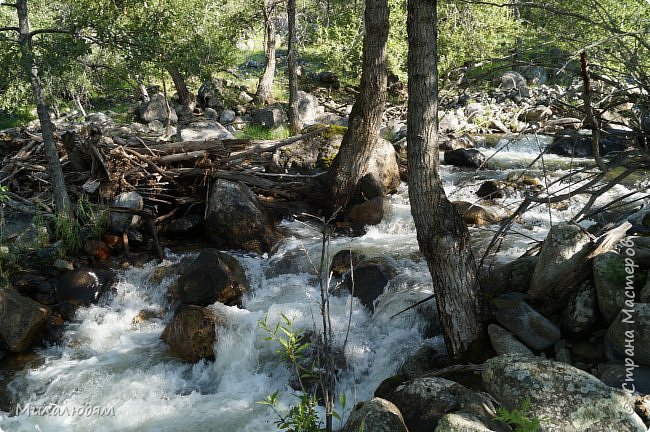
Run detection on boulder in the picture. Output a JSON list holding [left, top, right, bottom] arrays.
[[605, 304, 650, 367], [175, 249, 249, 307], [341, 398, 408, 432], [160, 305, 225, 363], [439, 111, 460, 133], [434, 412, 494, 432], [0, 288, 50, 352], [56, 268, 112, 306], [479, 256, 538, 298], [642, 271, 650, 303], [521, 106, 552, 122], [384, 377, 496, 432], [197, 79, 224, 109], [238, 91, 254, 104], [204, 108, 218, 120], [444, 149, 486, 169], [297, 91, 319, 125], [496, 71, 527, 91], [251, 105, 287, 128], [482, 354, 646, 432], [452, 201, 498, 226], [139, 93, 178, 124], [562, 280, 599, 333], [343, 257, 397, 310], [219, 109, 236, 124], [528, 223, 593, 314], [110, 191, 143, 234], [205, 179, 279, 253], [161, 214, 203, 239], [345, 196, 384, 227], [329, 249, 365, 279], [179, 121, 234, 141], [270, 125, 344, 173], [493, 294, 561, 351], [593, 251, 631, 323], [549, 129, 634, 157], [488, 324, 535, 356], [599, 363, 650, 395], [366, 137, 400, 194], [475, 180, 504, 200]]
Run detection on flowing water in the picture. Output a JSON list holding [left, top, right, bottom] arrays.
[[1, 135, 647, 431]]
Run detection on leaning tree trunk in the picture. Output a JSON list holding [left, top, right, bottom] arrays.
[[327, 0, 388, 214], [16, 0, 72, 216], [167, 65, 195, 110], [406, 0, 486, 361], [255, 0, 277, 105], [287, 0, 301, 134]]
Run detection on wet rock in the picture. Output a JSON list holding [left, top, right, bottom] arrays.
[[452, 201, 498, 226], [562, 280, 599, 333], [205, 179, 280, 253], [179, 121, 234, 141], [162, 214, 203, 239], [549, 128, 634, 157], [397, 342, 448, 379], [251, 105, 287, 128], [482, 354, 646, 432], [138, 93, 178, 124], [329, 249, 365, 279], [593, 251, 630, 323], [384, 377, 496, 432], [604, 304, 650, 367], [528, 223, 593, 314], [110, 191, 144, 234], [132, 308, 164, 324], [480, 256, 538, 298], [176, 249, 249, 307], [475, 180, 504, 200], [343, 257, 397, 310], [435, 412, 494, 432], [56, 268, 112, 305], [345, 196, 384, 226], [488, 323, 534, 356], [83, 239, 111, 260], [0, 288, 50, 352], [160, 305, 225, 363], [493, 294, 561, 351], [341, 398, 408, 432], [444, 149, 486, 169]]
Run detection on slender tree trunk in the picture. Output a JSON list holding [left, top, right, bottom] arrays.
[[327, 0, 388, 214], [16, 0, 72, 216], [406, 0, 486, 361], [167, 65, 195, 110], [136, 77, 150, 103], [255, 0, 277, 105], [287, 0, 301, 134]]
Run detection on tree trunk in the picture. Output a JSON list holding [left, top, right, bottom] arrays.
[[255, 0, 277, 105], [406, 0, 486, 362], [327, 0, 388, 214], [167, 65, 195, 110], [287, 0, 301, 134], [16, 0, 72, 216]]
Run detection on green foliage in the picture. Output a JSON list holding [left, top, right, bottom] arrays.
[[76, 196, 109, 240], [494, 398, 542, 432], [0, 108, 36, 129], [259, 391, 322, 432], [237, 124, 291, 140], [54, 212, 82, 256]]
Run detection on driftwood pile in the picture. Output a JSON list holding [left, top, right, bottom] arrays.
[[0, 124, 330, 219]]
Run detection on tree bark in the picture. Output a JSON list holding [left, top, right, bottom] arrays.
[[16, 0, 72, 216], [287, 0, 301, 134], [255, 0, 277, 105], [167, 65, 195, 110], [327, 0, 388, 214], [406, 0, 486, 361]]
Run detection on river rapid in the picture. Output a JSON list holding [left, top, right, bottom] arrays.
[[0, 135, 646, 431]]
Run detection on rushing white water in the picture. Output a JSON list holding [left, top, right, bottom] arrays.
[[1, 135, 646, 431]]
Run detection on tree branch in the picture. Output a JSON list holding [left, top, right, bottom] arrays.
[[0, 26, 19, 32], [29, 28, 74, 38]]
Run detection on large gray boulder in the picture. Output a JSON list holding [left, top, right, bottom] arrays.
[[384, 377, 496, 432], [435, 412, 494, 432], [528, 223, 593, 314], [605, 304, 650, 367], [179, 121, 234, 141], [205, 179, 279, 253], [593, 251, 629, 323], [488, 323, 535, 356], [297, 91, 319, 125], [493, 295, 561, 351], [160, 305, 225, 363], [175, 249, 249, 307], [0, 288, 50, 352], [483, 354, 646, 432], [342, 256, 397, 310], [367, 137, 400, 194], [341, 398, 408, 432], [110, 191, 144, 234], [139, 93, 178, 124], [251, 105, 287, 128], [480, 256, 538, 298], [562, 280, 599, 333]]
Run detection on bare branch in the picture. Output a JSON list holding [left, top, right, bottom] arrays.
[[0, 26, 19, 32], [29, 28, 74, 38]]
